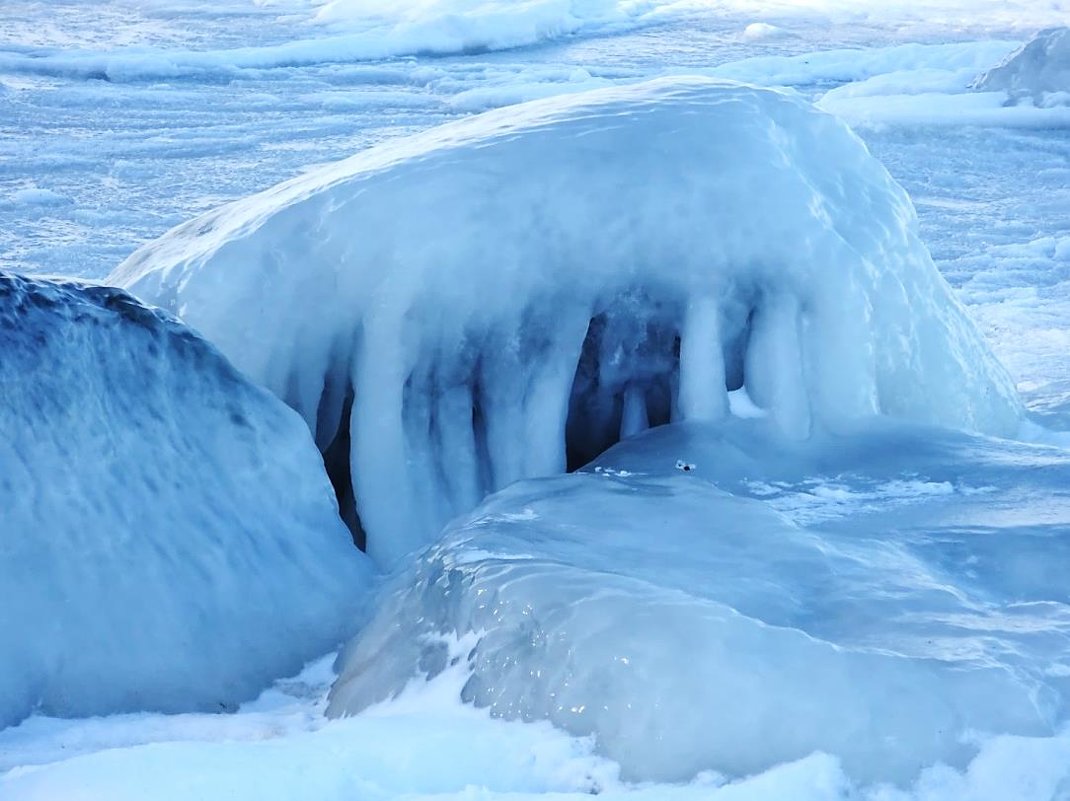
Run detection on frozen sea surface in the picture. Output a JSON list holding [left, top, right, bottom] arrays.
[[4, 2, 1070, 800]]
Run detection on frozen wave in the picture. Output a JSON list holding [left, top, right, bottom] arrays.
[[329, 418, 1070, 784], [115, 77, 1021, 567], [0, 272, 373, 729]]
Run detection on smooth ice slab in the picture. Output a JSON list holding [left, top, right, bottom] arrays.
[[0, 272, 372, 730], [113, 77, 1022, 566], [328, 418, 1070, 785]]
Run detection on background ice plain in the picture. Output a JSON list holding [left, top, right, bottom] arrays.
[[113, 77, 1021, 568], [328, 417, 1070, 785], [0, 271, 373, 729]]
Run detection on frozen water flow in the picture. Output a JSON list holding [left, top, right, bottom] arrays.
[[329, 418, 1070, 785], [0, 272, 373, 729], [114, 77, 1021, 567]]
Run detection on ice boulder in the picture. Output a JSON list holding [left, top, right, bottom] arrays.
[[0, 272, 372, 730], [328, 419, 1070, 785], [112, 77, 1022, 567], [973, 27, 1070, 99]]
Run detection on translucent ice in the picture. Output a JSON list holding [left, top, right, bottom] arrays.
[[328, 418, 1070, 785], [0, 272, 372, 730], [113, 77, 1022, 566]]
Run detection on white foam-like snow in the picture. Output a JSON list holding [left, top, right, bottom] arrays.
[[328, 418, 1070, 785], [0, 271, 373, 729], [0, 651, 622, 800], [113, 77, 1022, 567], [5, 637, 1070, 800]]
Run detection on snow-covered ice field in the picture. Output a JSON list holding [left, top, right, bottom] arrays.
[[3, 1, 1070, 799]]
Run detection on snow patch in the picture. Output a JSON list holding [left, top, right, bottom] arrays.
[[741, 22, 791, 41]]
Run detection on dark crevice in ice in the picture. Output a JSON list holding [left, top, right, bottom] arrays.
[[565, 295, 682, 472], [471, 367, 494, 494], [321, 386, 366, 551]]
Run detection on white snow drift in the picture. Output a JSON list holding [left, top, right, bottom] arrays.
[[0, 272, 372, 730], [113, 77, 1022, 566]]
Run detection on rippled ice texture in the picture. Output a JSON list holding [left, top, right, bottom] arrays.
[[0, 273, 373, 729], [328, 419, 1070, 784]]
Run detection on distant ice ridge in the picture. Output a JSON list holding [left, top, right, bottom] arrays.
[[0, 272, 372, 730], [974, 27, 1070, 102], [113, 77, 1022, 567], [0, 0, 1065, 82], [311, 0, 677, 53], [0, 0, 687, 81], [328, 418, 1070, 785]]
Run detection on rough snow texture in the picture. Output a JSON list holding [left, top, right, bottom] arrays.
[[0, 272, 372, 730], [328, 419, 1070, 785], [6, 646, 1070, 800], [113, 77, 1022, 566], [973, 27, 1070, 99]]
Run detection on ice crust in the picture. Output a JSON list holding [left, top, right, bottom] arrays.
[[974, 27, 1070, 100], [328, 418, 1070, 784], [0, 272, 372, 729], [113, 77, 1022, 566]]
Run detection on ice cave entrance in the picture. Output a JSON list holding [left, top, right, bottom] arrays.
[[564, 291, 758, 472], [565, 298, 682, 471], [112, 77, 1022, 567]]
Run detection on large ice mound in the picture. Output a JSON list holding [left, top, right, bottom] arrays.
[[112, 77, 1022, 567], [0, 272, 372, 730], [328, 419, 1070, 785], [973, 27, 1070, 99]]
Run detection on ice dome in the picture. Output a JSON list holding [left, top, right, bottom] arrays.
[[973, 27, 1070, 99], [0, 272, 372, 729], [112, 77, 1022, 567]]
